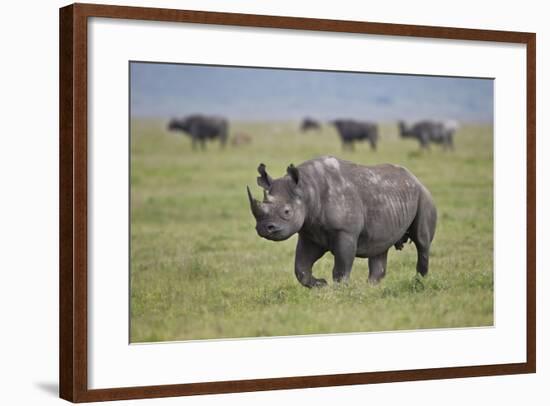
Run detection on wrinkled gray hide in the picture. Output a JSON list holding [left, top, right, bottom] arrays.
[[168, 114, 228, 149], [247, 156, 437, 288]]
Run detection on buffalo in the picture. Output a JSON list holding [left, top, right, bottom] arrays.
[[168, 115, 228, 149], [398, 120, 458, 150], [301, 118, 321, 132], [247, 156, 437, 288], [331, 119, 379, 151]]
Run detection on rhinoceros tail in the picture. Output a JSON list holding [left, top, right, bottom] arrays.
[[394, 231, 411, 250]]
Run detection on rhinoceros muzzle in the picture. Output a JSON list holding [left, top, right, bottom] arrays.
[[256, 222, 284, 239]]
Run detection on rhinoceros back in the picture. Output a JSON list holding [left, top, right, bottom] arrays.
[[297, 156, 430, 257]]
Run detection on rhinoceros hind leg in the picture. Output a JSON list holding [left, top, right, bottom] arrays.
[[415, 247, 430, 276], [410, 193, 437, 277], [368, 250, 388, 284]]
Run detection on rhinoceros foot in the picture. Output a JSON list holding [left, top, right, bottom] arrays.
[[311, 278, 327, 288]]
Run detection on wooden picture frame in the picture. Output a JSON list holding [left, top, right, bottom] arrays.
[[59, 3, 536, 402]]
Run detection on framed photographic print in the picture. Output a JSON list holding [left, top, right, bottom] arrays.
[[59, 3, 536, 402]]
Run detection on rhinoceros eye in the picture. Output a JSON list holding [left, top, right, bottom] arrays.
[[281, 206, 292, 219]]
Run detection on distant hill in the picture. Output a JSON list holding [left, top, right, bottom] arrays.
[[131, 62, 493, 123]]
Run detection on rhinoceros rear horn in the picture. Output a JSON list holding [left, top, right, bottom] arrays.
[[287, 164, 300, 185], [247, 186, 264, 218], [257, 163, 273, 190]]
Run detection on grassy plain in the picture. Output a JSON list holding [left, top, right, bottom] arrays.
[[130, 120, 493, 342]]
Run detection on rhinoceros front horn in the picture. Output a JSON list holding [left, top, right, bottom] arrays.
[[247, 186, 264, 218]]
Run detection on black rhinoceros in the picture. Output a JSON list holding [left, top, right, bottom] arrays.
[[247, 156, 437, 288]]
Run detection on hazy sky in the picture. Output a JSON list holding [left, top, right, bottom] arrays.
[[130, 62, 493, 123]]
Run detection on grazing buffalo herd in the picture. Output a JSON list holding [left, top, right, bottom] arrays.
[[300, 117, 321, 132], [167, 114, 459, 151], [330, 119, 379, 151], [168, 115, 228, 149], [398, 120, 458, 150]]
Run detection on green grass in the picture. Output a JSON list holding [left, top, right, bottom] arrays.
[[130, 119, 493, 342]]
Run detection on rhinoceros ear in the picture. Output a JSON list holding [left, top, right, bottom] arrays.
[[287, 164, 299, 185], [257, 163, 272, 190]]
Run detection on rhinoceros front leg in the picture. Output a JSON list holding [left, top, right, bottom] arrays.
[[368, 250, 388, 284], [295, 234, 327, 288], [331, 232, 357, 283]]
